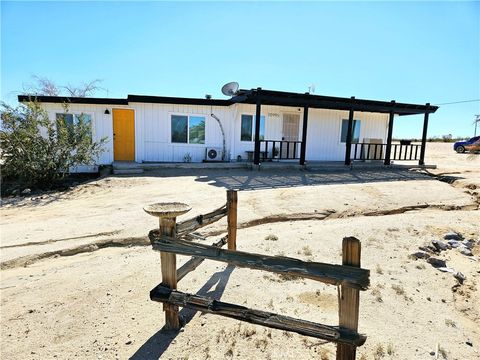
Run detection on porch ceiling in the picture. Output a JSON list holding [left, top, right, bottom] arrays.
[[231, 88, 438, 116]]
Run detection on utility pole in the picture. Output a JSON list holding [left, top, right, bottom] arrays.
[[475, 114, 480, 137]]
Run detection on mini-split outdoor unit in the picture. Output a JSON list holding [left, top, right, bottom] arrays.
[[205, 147, 223, 161]]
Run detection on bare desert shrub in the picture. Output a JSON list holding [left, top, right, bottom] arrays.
[[301, 245, 312, 256], [373, 343, 385, 359], [391, 284, 406, 296], [371, 286, 383, 303]]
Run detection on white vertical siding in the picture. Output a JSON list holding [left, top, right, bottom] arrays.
[[41, 102, 131, 165], [231, 104, 304, 160], [305, 109, 389, 161], [131, 102, 233, 163], [231, 105, 388, 162], [39, 101, 389, 165]]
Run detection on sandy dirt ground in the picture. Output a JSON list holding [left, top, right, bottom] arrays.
[[1, 142, 479, 360]]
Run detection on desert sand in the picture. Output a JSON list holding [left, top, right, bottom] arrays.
[[1, 142, 479, 360]]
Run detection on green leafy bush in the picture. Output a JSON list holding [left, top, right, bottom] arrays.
[[1, 101, 107, 188]]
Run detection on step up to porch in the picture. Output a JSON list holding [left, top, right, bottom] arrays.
[[113, 168, 144, 175], [112, 161, 144, 175]]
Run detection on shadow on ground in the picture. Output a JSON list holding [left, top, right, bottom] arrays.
[[130, 264, 235, 360], [189, 168, 438, 191]]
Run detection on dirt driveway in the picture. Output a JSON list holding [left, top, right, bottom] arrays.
[[1, 143, 479, 359]]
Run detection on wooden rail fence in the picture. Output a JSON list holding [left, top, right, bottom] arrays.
[[144, 190, 370, 360]]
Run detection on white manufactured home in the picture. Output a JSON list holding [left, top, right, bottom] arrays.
[[18, 88, 437, 168]]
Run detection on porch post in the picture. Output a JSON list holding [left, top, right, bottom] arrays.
[[419, 103, 430, 166], [384, 101, 395, 165], [344, 97, 355, 166], [299, 105, 309, 165], [253, 89, 262, 166]]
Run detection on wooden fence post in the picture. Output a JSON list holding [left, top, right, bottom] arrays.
[[337, 237, 361, 360], [144, 202, 191, 331], [227, 190, 238, 251], [159, 216, 180, 330]]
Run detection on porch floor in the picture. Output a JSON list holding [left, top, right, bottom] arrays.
[[112, 160, 435, 172]]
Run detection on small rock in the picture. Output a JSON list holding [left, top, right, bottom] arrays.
[[427, 257, 447, 268], [462, 239, 475, 249], [444, 232, 463, 241], [125, 340, 132, 345], [466, 340, 473, 347], [447, 240, 461, 248], [21, 188, 31, 195], [432, 240, 450, 251], [419, 245, 437, 253], [438, 267, 455, 273], [459, 248, 473, 256], [429, 350, 436, 356], [410, 251, 430, 259], [454, 272, 466, 284]]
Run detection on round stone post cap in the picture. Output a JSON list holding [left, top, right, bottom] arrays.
[[143, 202, 191, 218]]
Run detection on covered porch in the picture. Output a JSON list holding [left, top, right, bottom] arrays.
[[230, 88, 438, 167]]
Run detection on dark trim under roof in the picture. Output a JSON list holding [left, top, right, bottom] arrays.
[[17, 95, 128, 105], [17, 94, 232, 107], [127, 95, 232, 106], [18, 89, 438, 116], [231, 89, 438, 116]]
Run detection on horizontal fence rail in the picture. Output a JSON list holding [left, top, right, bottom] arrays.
[[351, 142, 421, 161], [176, 235, 228, 282], [260, 140, 303, 160], [146, 191, 369, 359], [150, 285, 367, 346], [149, 231, 370, 290], [176, 205, 227, 236]]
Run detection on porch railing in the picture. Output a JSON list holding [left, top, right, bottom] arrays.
[[260, 140, 302, 160], [351, 143, 422, 161]]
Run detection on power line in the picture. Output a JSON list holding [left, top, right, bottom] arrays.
[[434, 99, 480, 106]]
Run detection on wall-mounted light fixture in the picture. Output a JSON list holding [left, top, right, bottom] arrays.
[[104, 109, 110, 115]]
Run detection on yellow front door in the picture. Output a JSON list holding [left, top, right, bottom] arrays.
[[113, 109, 135, 161]]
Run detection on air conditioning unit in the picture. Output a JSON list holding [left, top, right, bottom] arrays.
[[205, 147, 223, 161]]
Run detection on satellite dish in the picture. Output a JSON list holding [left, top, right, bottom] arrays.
[[221, 82, 239, 97]]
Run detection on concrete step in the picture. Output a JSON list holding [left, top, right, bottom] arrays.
[[113, 168, 144, 175], [139, 162, 248, 170]]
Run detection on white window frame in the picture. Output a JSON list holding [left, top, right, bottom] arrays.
[[240, 113, 265, 142], [54, 111, 95, 137], [170, 113, 206, 145]]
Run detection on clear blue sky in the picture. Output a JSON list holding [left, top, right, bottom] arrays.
[[2, 1, 479, 138]]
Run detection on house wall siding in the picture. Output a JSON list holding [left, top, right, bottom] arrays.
[[130, 102, 233, 162], [231, 105, 388, 162], [305, 109, 389, 161], [39, 101, 389, 165], [41, 102, 131, 165]]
